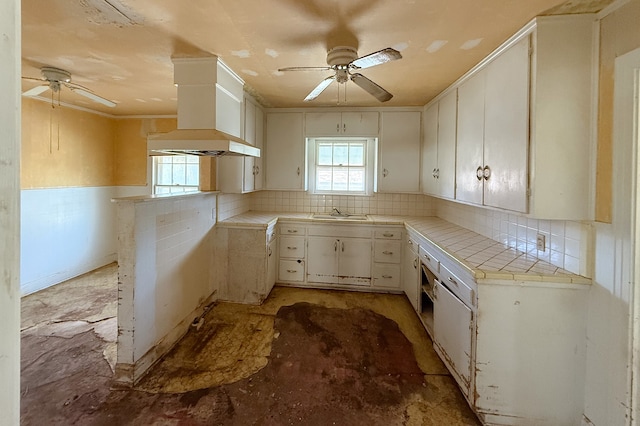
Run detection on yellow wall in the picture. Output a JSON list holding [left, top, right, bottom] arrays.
[[113, 117, 177, 186], [596, 0, 640, 222], [21, 98, 115, 189], [21, 98, 177, 189]]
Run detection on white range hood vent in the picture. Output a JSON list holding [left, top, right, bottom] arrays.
[[148, 57, 260, 158]]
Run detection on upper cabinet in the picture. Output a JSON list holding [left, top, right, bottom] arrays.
[[449, 15, 595, 219], [265, 112, 305, 190], [305, 111, 378, 136], [379, 111, 421, 193], [422, 90, 457, 199]]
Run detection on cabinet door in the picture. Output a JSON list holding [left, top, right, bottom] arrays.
[[305, 112, 341, 136], [307, 236, 338, 283], [456, 70, 486, 205], [422, 103, 439, 196], [244, 101, 256, 144], [266, 112, 305, 190], [437, 90, 457, 199], [484, 37, 529, 212], [338, 238, 371, 286], [267, 239, 276, 292], [379, 111, 421, 193], [341, 112, 379, 136], [254, 107, 264, 191], [433, 281, 472, 394], [243, 157, 255, 193]]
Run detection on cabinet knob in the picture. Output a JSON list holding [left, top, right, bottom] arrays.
[[383, 168, 389, 177], [296, 167, 301, 176], [286, 269, 297, 273], [287, 246, 297, 250], [382, 232, 394, 237], [382, 251, 393, 255], [287, 229, 298, 233], [476, 166, 483, 181], [382, 275, 393, 279], [483, 165, 491, 180]]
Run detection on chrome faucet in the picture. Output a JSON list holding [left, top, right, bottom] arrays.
[[331, 207, 342, 216]]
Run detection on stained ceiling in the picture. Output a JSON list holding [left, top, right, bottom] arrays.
[[21, 0, 613, 116]]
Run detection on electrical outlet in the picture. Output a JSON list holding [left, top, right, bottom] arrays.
[[536, 234, 546, 251]]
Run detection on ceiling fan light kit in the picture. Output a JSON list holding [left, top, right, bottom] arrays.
[[279, 46, 402, 103]]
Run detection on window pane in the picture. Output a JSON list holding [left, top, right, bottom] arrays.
[[186, 155, 199, 164], [318, 144, 333, 166], [186, 164, 199, 185], [348, 168, 365, 191], [349, 144, 365, 166], [172, 164, 186, 185], [317, 167, 332, 191], [333, 144, 348, 165], [157, 164, 172, 185], [332, 169, 348, 191], [173, 156, 186, 164]]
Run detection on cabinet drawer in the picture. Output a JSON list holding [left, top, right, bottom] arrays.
[[439, 263, 475, 307], [404, 236, 419, 255], [374, 241, 402, 263], [307, 225, 372, 238], [279, 236, 305, 258], [372, 264, 401, 289], [418, 245, 440, 274], [278, 260, 305, 282], [279, 225, 306, 236], [374, 228, 402, 240]]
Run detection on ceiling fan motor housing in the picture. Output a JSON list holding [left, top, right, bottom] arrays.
[[41, 67, 72, 92], [326, 46, 358, 67]]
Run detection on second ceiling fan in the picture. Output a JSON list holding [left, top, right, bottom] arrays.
[[279, 46, 402, 102]]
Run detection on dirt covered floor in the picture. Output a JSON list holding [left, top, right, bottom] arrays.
[[21, 264, 479, 425]]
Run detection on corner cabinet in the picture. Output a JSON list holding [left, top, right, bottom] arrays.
[[305, 111, 379, 136], [379, 111, 422, 193], [265, 112, 305, 190], [453, 14, 595, 219], [422, 90, 457, 199]]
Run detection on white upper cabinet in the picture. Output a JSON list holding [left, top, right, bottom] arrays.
[[305, 111, 378, 136], [265, 112, 305, 190], [379, 111, 421, 193], [422, 91, 456, 199], [254, 107, 264, 191], [450, 15, 595, 219]]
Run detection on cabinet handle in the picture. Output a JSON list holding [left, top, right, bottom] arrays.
[[382, 251, 393, 255], [341, 241, 345, 252], [424, 254, 431, 262], [268, 247, 272, 256], [287, 246, 297, 250], [436, 168, 440, 179], [448, 276, 459, 287], [433, 285, 438, 300], [383, 168, 389, 177], [255, 166, 259, 175], [432, 168, 437, 178], [382, 232, 394, 237], [476, 166, 483, 181], [334, 241, 338, 252], [483, 165, 491, 180], [413, 258, 418, 269], [297, 167, 301, 176], [382, 275, 393, 279], [337, 123, 340, 132], [407, 239, 413, 246], [343, 123, 346, 132], [286, 269, 297, 273], [287, 229, 298, 233]]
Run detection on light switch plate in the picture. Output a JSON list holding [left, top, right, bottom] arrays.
[[536, 234, 546, 251]]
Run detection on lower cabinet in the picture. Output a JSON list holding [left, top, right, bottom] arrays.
[[402, 235, 420, 312], [307, 236, 372, 286], [267, 236, 277, 292]]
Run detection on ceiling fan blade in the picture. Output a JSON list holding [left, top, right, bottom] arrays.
[[350, 48, 402, 69], [67, 85, 116, 108], [304, 76, 336, 102], [278, 66, 333, 72], [350, 73, 393, 102], [22, 85, 50, 97]]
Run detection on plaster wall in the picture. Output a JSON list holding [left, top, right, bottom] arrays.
[[0, 0, 21, 423]]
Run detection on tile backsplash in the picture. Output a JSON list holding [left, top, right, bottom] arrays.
[[216, 190, 589, 277]]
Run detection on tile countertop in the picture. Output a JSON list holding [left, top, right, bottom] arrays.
[[219, 211, 590, 285]]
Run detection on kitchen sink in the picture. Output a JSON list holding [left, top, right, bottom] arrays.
[[312, 214, 369, 221]]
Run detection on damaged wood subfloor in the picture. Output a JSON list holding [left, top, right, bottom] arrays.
[[21, 264, 480, 425]]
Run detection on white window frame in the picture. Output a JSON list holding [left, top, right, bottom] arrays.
[[152, 154, 200, 195], [307, 137, 377, 196]]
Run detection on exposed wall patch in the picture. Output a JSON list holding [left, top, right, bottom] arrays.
[[392, 42, 409, 52], [150, 98, 163, 102], [460, 38, 483, 50], [135, 99, 147, 103], [265, 49, 279, 58], [231, 50, 251, 58], [242, 69, 258, 77], [272, 70, 285, 77], [426, 40, 448, 53]]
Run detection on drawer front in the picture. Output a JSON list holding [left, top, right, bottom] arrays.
[[374, 228, 402, 240], [372, 264, 401, 289], [278, 259, 305, 282], [279, 236, 305, 258], [307, 225, 372, 238], [374, 241, 402, 264], [404, 236, 419, 256], [279, 225, 306, 236], [439, 263, 475, 307], [418, 245, 440, 274]]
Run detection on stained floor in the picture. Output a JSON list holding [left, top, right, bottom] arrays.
[[20, 263, 480, 425]]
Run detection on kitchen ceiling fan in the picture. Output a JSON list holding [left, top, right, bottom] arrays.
[[279, 46, 402, 102], [22, 66, 116, 108]]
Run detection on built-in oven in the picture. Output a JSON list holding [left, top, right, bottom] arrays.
[[418, 245, 439, 336]]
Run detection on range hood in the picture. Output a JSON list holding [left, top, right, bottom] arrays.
[[148, 57, 260, 158]]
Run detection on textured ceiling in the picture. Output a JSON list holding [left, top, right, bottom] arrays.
[[21, 0, 613, 115]]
